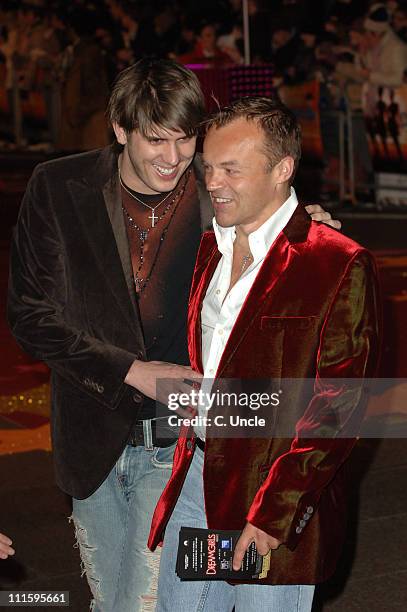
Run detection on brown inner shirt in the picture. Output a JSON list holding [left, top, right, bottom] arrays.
[[121, 168, 201, 356]]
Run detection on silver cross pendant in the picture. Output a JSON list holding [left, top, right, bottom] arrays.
[[149, 211, 158, 227]]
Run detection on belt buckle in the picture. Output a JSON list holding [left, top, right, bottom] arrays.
[[129, 420, 177, 449]]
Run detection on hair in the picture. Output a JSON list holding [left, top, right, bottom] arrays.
[[107, 58, 206, 138], [204, 96, 301, 179], [195, 20, 216, 36]]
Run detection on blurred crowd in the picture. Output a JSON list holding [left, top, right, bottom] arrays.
[[0, 0, 406, 152]]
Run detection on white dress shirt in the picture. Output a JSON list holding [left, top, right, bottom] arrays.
[[195, 187, 298, 439]]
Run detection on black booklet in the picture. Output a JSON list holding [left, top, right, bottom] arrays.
[[176, 527, 271, 581]]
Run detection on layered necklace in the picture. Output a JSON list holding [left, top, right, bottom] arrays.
[[120, 168, 191, 293], [119, 169, 173, 229]]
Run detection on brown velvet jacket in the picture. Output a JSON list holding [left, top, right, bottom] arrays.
[[148, 204, 381, 584], [7, 146, 212, 499]]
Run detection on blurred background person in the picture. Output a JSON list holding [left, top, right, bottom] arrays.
[[23, 5, 64, 149], [132, 5, 178, 59], [217, 21, 244, 64], [392, 5, 407, 41], [334, 18, 374, 186], [268, 21, 301, 83], [170, 16, 196, 58], [362, 3, 407, 88], [361, 3, 407, 157], [179, 21, 232, 66], [57, 9, 109, 151]]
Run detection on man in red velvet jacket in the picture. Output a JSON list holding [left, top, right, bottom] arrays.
[[148, 97, 381, 611]]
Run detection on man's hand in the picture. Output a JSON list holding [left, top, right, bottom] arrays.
[[0, 533, 14, 559], [125, 359, 202, 414], [305, 204, 342, 230], [232, 522, 280, 571]]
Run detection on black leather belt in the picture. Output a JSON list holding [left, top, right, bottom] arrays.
[[128, 421, 176, 448], [195, 437, 205, 451]]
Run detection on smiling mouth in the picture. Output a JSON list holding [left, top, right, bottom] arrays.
[[211, 195, 233, 207], [153, 164, 179, 177]]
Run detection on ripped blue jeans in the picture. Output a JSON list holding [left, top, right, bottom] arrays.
[[70, 442, 176, 612]]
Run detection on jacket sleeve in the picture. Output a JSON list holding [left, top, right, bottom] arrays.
[[7, 165, 137, 410], [246, 250, 381, 549]]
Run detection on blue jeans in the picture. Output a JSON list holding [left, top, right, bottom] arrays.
[[156, 448, 315, 612], [71, 442, 176, 612]]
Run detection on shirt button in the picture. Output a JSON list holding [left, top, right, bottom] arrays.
[[216, 289, 221, 295], [209, 369, 214, 374], [218, 329, 223, 335]]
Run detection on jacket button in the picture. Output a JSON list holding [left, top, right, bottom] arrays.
[[306, 506, 314, 514], [136, 350, 144, 360], [133, 393, 143, 403], [186, 440, 193, 450], [300, 519, 306, 528], [295, 526, 302, 534], [303, 513, 310, 520]]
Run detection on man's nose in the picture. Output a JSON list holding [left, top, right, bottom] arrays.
[[205, 169, 224, 192], [162, 142, 179, 165]]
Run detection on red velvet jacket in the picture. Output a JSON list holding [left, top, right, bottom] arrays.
[[148, 205, 381, 584]]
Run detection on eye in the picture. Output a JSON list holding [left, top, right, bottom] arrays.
[[149, 138, 163, 144], [225, 168, 237, 175]]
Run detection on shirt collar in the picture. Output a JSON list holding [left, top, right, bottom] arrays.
[[212, 187, 298, 262]]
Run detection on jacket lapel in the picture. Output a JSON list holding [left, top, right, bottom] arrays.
[[188, 233, 220, 372], [216, 204, 311, 376], [67, 147, 143, 341], [102, 171, 139, 318]]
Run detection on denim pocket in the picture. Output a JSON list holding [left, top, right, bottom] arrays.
[[151, 442, 177, 469]]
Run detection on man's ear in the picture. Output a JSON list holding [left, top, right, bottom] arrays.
[[275, 156, 295, 184], [112, 122, 128, 146]]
